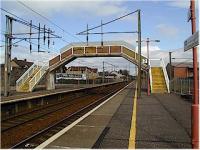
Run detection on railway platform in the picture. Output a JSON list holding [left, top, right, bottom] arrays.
[[1, 83, 109, 104], [36, 82, 191, 149], [136, 92, 191, 148]]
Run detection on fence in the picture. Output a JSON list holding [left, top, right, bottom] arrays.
[[170, 77, 193, 95]]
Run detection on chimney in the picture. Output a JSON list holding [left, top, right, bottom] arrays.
[[24, 59, 27, 62]]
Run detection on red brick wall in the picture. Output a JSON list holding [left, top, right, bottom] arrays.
[[174, 68, 188, 78]]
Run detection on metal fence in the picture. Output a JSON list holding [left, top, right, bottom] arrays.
[[170, 78, 193, 95]]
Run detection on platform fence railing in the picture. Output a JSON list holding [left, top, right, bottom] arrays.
[[170, 77, 194, 95]]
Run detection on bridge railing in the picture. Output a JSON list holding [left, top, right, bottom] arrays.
[[16, 63, 38, 91], [160, 58, 170, 93], [29, 61, 49, 92]]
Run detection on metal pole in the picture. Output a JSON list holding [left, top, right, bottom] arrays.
[[101, 20, 103, 46], [147, 38, 150, 96], [78, 66, 80, 86], [4, 15, 13, 97], [86, 24, 88, 46], [103, 61, 105, 83], [190, 0, 199, 148], [169, 51, 172, 92], [137, 10, 142, 97]]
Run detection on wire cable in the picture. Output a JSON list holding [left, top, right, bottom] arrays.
[[17, 0, 83, 42]]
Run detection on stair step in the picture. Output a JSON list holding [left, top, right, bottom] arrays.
[[153, 85, 166, 87], [151, 66, 168, 93], [152, 90, 168, 93]]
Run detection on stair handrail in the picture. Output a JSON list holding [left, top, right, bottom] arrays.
[[149, 60, 153, 92], [16, 63, 37, 90], [29, 62, 49, 91], [160, 58, 170, 93]]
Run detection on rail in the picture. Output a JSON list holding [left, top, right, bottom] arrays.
[[29, 62, 49, 92], [16, 64, 38, 91]]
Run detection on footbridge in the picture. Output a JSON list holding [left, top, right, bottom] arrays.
[[16, 41, 169, 93]]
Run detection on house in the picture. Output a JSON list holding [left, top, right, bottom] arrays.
[[11, 57, 33, 69], [166, 62, 199, 79], [65, 66, 98, 80], [1, 58, 33, 87]]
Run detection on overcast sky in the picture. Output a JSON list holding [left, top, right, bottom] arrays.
[[0, 0, 199, 75]]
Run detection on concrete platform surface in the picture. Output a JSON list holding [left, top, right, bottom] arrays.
[[136, 92, 192, 148], [35, 82, 192, 149], [43, 82, 135, 149]]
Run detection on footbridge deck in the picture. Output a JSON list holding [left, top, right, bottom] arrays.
[[49, 41, 148, 71]]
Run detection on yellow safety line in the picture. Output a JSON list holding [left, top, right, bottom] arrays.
[[128, 83, 138, 149]]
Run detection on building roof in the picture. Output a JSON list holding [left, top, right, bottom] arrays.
[[169, 62, 196, 68], [12, 58, 33, 68], [67, 66, 98, 73]]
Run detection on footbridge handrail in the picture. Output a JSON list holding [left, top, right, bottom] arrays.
[[160, 58, 170, 93], [149, 60, 153, 91], [29, 62, 49, 92], [16, 63, 38, 90]]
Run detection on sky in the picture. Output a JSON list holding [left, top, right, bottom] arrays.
[[0, 0, 199, 75]]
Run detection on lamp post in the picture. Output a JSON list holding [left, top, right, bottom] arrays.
[[141, 38, 160, 96]]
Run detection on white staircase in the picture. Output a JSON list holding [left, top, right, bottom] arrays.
[[16, 62, 49, 92]]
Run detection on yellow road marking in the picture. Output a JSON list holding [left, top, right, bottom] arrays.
[[128, 83, 138, 149]]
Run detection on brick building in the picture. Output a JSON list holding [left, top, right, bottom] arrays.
[[166, 62, 199, 79]]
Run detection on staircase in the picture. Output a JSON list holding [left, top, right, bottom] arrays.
[[149, 58, 169, 93], [151, 67, 167, 93], [16, 62, 48, 92]]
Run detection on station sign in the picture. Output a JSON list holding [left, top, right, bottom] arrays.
[[56, 73, 87, 80], [184, 31, 199, 51]]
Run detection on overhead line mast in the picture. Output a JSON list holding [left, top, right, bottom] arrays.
[[77, 10, 143, 97], [2, 13, 61, 96]]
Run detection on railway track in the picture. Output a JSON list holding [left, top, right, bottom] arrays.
[[1, 82, 128, 148]]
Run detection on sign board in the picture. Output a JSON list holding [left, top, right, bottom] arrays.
[[184, 31, 199, 51], [56, 73, 87, 80]]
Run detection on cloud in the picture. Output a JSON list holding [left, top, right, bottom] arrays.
[[140, 45, 161, 56], [0, 45, 58, 64], [3, 1, 129, 18], [156, 23, 179, 38], [167, 0, 190, 9], [167, 0, 199, 10]]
